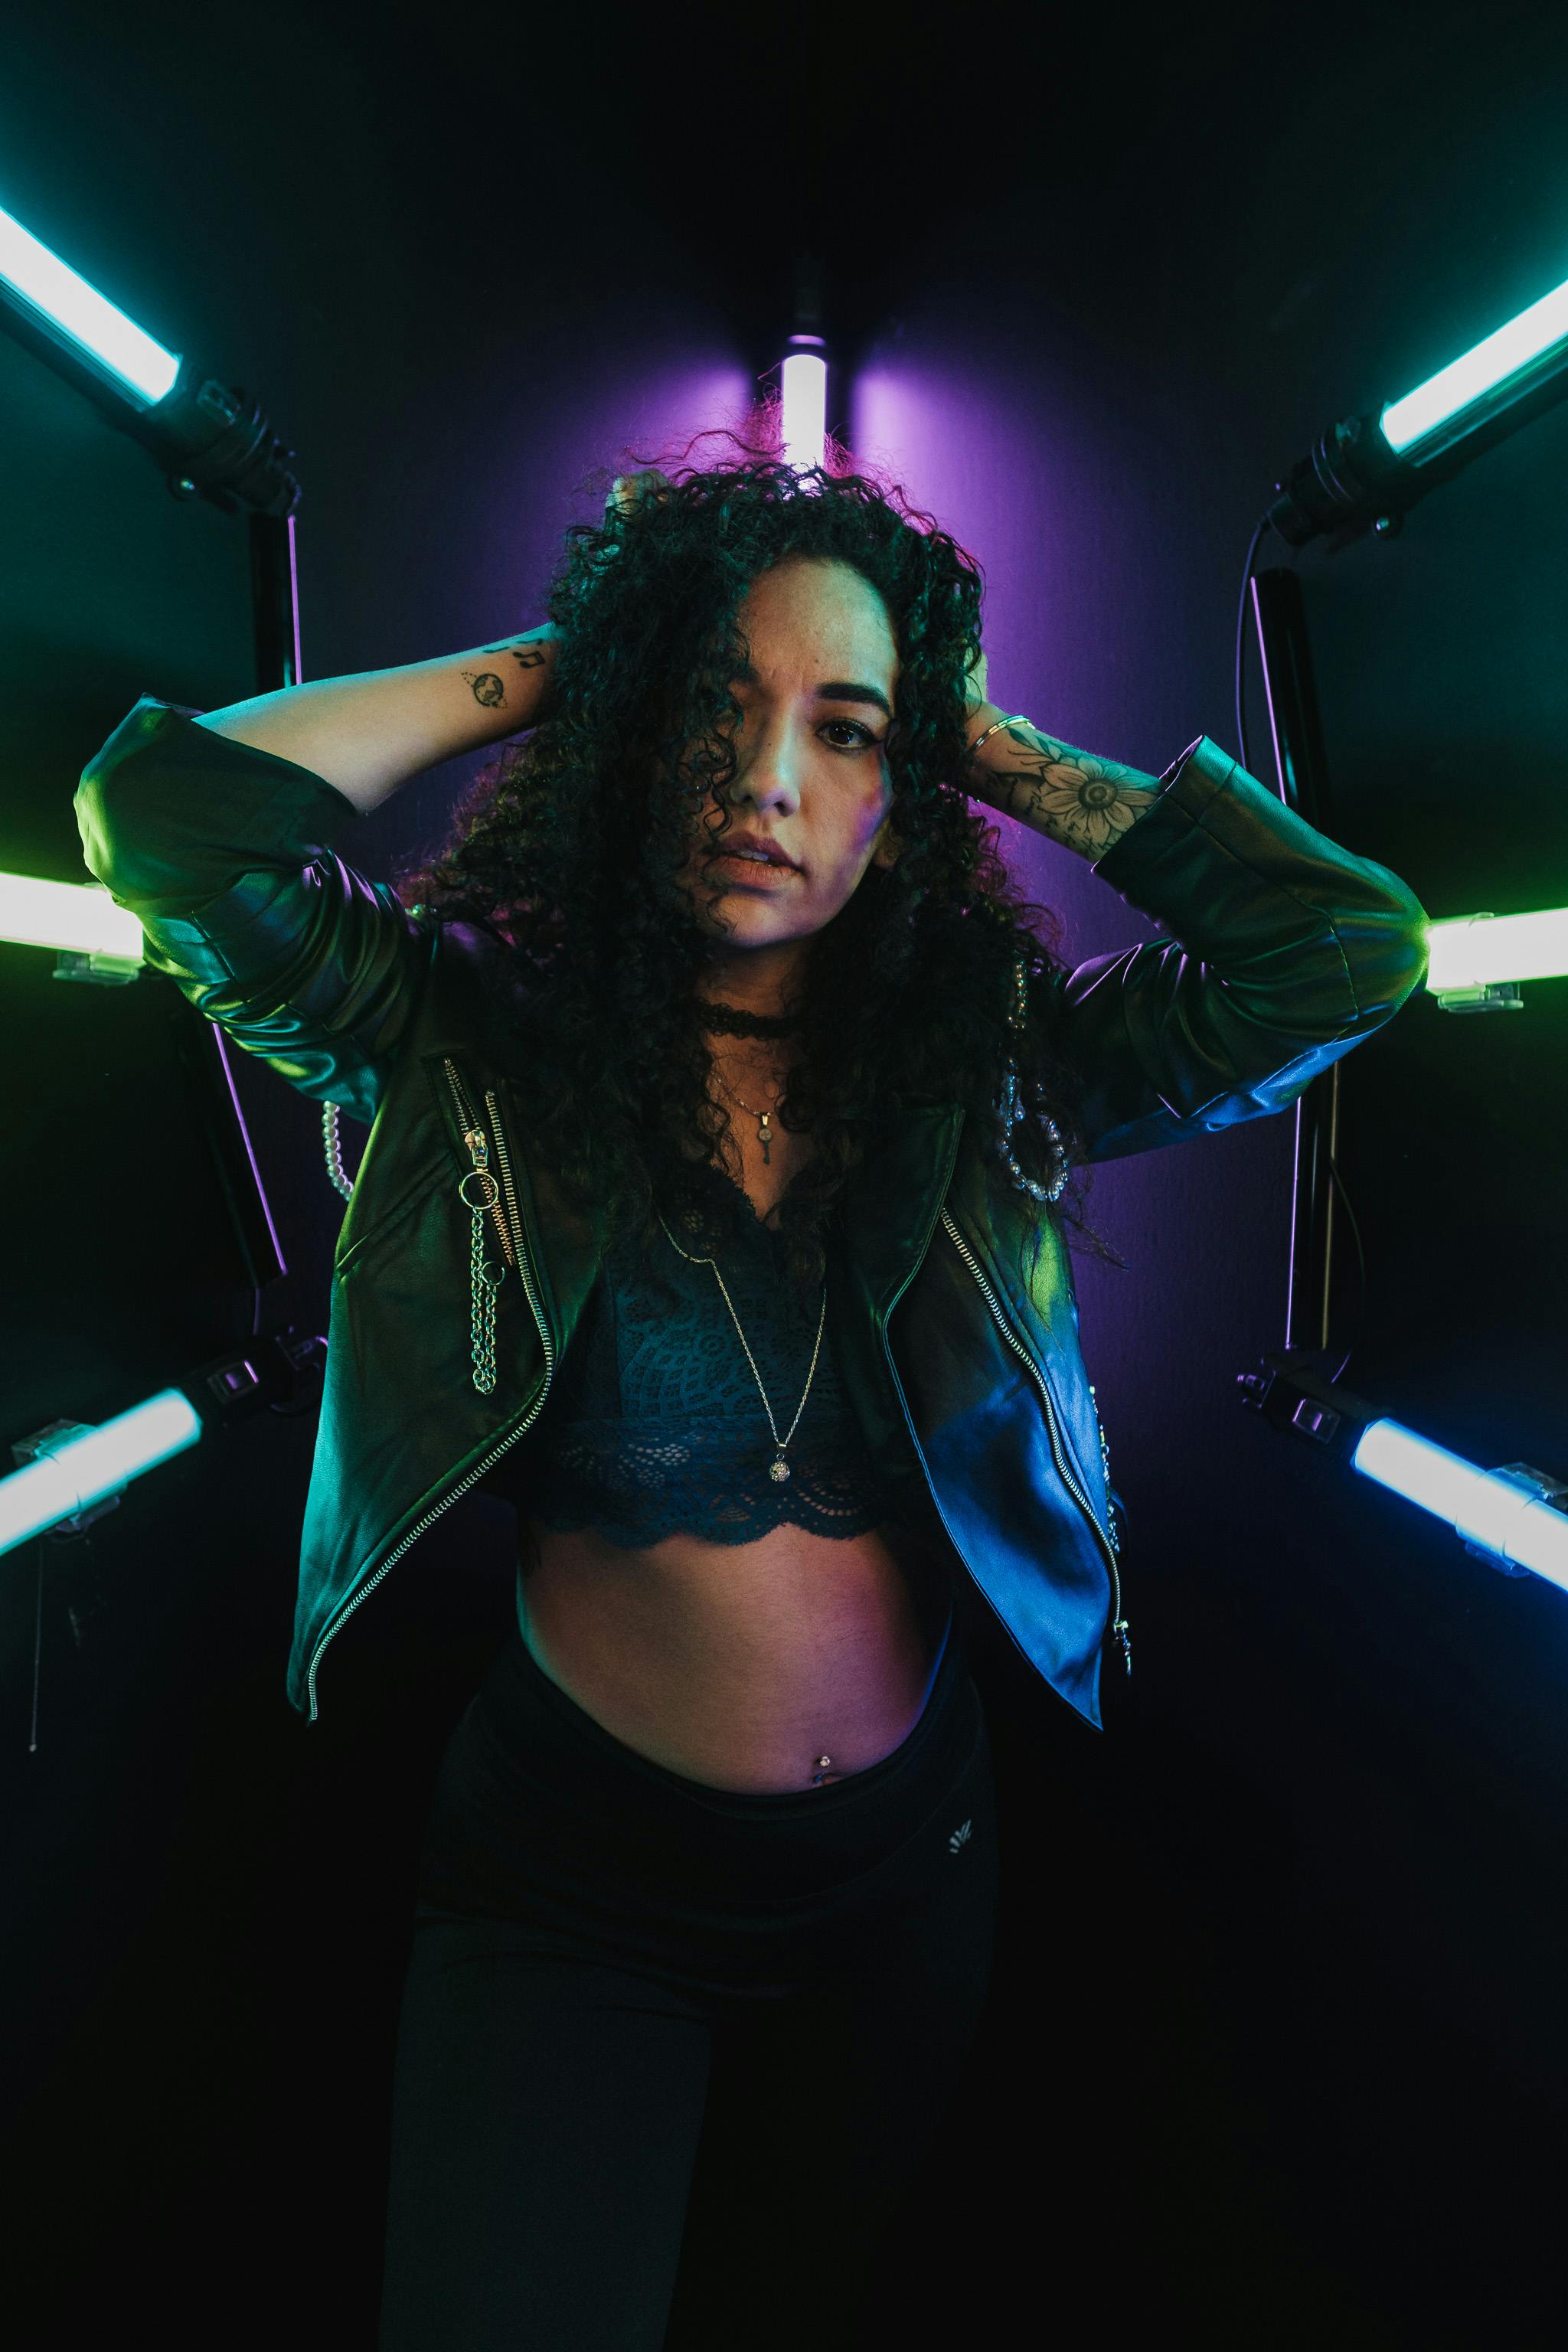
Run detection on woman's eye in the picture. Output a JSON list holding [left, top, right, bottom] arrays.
[[822, 720, 878, 751]]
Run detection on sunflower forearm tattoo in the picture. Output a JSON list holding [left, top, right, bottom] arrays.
[[967, 719, 1164, 862]]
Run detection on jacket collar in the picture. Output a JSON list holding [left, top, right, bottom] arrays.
[[838, 1104, 965, 1323]]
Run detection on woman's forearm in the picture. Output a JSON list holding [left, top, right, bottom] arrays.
[[964, 699, 1162, 864], [192, 623, 558, 815]]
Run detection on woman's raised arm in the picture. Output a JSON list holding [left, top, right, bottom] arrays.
[[193, 622, 560, 815]]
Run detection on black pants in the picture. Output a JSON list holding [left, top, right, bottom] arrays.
[[377, 1604, 999, 2351]]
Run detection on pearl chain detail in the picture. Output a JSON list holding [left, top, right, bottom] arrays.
[[1001, 953, 1069, 1207]]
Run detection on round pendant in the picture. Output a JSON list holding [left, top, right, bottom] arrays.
[[769, 1457, 791, 1484]]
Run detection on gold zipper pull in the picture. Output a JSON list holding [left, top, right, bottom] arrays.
[[456, 1126, 505, 1251], [445, 1057, 517, 1273], [465, 1127, 517, 1269]]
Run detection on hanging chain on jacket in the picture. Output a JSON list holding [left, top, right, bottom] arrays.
[[461, 1148, 505, 1394]]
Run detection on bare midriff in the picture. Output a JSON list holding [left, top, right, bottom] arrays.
[[518, 1515, 950, 1794], [512, 1083, 954, 1792]]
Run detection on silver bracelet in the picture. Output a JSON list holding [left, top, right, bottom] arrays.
[[966, 712, 1030, 760]]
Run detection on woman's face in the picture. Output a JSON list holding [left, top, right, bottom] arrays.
[[673, 555, 902, 952]]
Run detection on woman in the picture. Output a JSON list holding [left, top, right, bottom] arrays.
[[74, 413, 1430, 2350]]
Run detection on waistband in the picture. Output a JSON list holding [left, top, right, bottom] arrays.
[[496, 1595, 961, 1820], [425, 1596, 982, 1908]]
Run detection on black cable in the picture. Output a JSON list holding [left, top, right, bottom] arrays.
[[1234, 511, 1274, 780], [1234, 511, 1369, 1390], [1324, 1147, 1368, 1385], [28, 1532, 44, 1756]]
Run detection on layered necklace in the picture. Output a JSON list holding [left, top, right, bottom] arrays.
[[699, 1001, 796, 1169], [684, 995, 821, 1476], [675, 997, 835, 1786]]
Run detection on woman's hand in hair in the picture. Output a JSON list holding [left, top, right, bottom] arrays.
[[586, 469, 673, 589], [606, 469, 673, 531]]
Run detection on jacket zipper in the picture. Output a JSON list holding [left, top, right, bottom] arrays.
[[939, 1209, 1132, 1675], [304, 1062, 554, 1720], [444, 1060, 517, 1269]]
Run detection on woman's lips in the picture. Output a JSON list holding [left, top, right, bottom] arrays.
[[707, 848, 800, 890]]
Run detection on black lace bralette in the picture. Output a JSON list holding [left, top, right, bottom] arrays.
[[485, 1168, 890, 1547]]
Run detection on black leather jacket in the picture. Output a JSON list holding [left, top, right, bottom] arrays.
[[76, 699, 1430, 1731]]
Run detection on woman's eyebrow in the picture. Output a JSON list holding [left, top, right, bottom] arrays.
[[818, 681, 893, 720], [730, 658, 893, 720]]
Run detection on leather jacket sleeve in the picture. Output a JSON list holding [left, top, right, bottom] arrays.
[[77, 701, 1429, 1161], [75, 695, 433, 1126], [1046, 733, 1431, 1163]]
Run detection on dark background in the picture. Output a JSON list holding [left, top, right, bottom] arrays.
[[3, 0, 1566, 2342]]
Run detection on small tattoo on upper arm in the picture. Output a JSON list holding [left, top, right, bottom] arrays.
[[476, 640, 547, 669], [461, 669, 506, 708]]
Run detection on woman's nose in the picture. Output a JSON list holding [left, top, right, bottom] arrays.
[[738, 757, 804, 823]]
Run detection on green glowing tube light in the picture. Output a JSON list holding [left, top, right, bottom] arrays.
[[1380, 268, 1568, 457], [0, 871, 144, 961], [5, 853, 1563, 1002], [1423, 906, 1568, 992], [0, 198, 181, 406], [0, 1390, 203, 1557], [3, 877, 1562, 998]]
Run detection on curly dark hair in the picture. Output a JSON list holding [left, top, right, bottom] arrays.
[[393, 397, 1127, 1289]]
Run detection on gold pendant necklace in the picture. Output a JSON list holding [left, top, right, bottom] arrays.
[[714, 1072, 782, 1166]]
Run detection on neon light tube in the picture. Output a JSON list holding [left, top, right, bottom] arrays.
[[0, 200, 181, 406], [1352, 1419, 1568, 1590], [1423, 907, 1568, 992], [0, 1390, 203, 1557], [1380, 270, 1568, 456], [0, 871, 145, 961], [781, 349, 826, 479]]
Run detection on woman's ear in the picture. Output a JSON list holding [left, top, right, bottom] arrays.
[[871, 825, 903, 870]]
